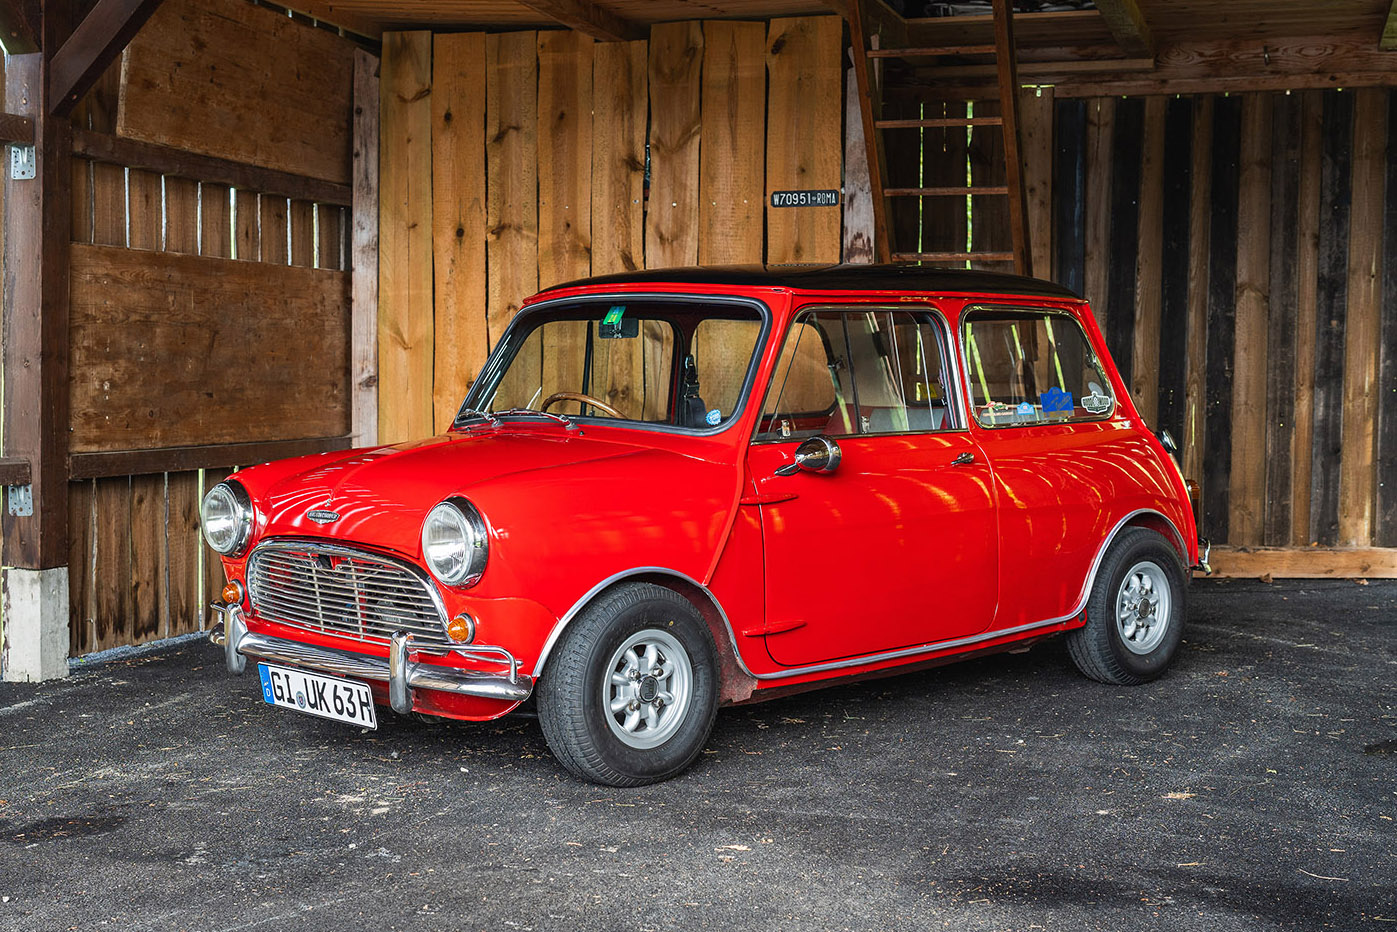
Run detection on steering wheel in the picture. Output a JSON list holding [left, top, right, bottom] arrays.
[[540, 391, 626, 419]]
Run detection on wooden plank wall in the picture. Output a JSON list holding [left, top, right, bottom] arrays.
[[380, 16, 844, 437], [1052, 88, 1396, 555]]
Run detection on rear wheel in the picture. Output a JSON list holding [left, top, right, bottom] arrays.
[[1067, 527, 1187, 685], [538, 583, 719, 786]]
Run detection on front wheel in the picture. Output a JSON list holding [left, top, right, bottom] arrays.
[[1066, 527, 1187, 685], [537, 583, 719, 786]]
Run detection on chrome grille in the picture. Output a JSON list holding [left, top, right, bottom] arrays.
[[247, 542, 448, 647]]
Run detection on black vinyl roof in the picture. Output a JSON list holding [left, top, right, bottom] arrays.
[[540, 264, 1081, 300]]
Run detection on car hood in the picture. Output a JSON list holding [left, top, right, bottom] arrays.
[[243, 428, 725, 558]]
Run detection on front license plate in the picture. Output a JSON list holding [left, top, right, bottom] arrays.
[[257, 662, 378, 730]]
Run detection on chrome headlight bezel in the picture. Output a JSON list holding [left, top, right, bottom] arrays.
[[421, 497, 489, 588], [200, 480, 254, 558]]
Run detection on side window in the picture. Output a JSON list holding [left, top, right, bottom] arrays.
[[961, 309, 1115, 427], [756, 308, 956, 441]]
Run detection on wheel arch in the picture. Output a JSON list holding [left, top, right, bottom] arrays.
[[1072, 509, 1188, 620], [532, 568, 759, 704]]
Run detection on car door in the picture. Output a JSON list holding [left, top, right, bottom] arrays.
[[746, 306, 998, 668]]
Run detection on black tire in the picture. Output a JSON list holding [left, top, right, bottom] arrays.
[[1066, 527, 1188, 685], [537, 582, 719, 786]]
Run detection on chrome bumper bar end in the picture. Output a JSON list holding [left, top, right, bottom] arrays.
[[1194, 537, 1212, 576], [208, 602, 534, 712]]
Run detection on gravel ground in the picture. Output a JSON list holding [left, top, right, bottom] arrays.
[[1, 578, 1394, 932]]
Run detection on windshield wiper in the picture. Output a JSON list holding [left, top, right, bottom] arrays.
[[493, 408, 575, 427], [453, 408, 500, 428]]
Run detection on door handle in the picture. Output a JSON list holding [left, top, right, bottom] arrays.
[[951, 452, 975, 466]]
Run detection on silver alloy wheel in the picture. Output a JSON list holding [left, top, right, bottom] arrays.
[[1115, 560, 1172, 655], [602, 629, 694, 750]]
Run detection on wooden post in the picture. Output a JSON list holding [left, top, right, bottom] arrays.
[[351, 47, 379, 447], [991, 0, 1032, 278]]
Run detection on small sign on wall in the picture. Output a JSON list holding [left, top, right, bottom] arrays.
[[770, 189, 840, 208]]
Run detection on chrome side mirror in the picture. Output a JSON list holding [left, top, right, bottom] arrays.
[[776, 436, 842, 476]]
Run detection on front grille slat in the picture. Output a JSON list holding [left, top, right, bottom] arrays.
[[247, 542, 449, 648]]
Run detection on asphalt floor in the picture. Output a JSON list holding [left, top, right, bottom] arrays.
[[1, 578, 1394, 932]]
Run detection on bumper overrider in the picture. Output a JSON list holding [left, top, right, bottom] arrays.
[[208, 601, 534, 712]]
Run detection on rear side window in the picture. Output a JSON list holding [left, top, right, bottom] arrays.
[[756, 308, 956, 441], [961, 309, 1115, 427]]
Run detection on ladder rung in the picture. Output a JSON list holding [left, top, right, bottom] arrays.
[[875, 117, 1003, 130], [893, 252, 1016, 262], [885, 186, 1009, 197], [867, 44, 998, 59]]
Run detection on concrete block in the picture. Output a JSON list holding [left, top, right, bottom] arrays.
[[2, 566, 70, 682]]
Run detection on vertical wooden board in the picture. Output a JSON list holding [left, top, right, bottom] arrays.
[[432, 32, 488, 430], [318, 205, 345, 271], [1204, 94, 1241, 543], [379, 30, 435, 444], [765, 16, 841, 266], [234, 189, 259, 261], [842, 62, 874, 265], [1083, 97, 1115, 327], [1227, 94, 1273, 547], [1020, 87, 1054, 281], [1105, 97, 1144, 387], [91, 162, 125, 247], [592, 40, 647, 276], [1378, 89, 1397, 548], [1182, 96, 1213, 487], [166, 470, 202, 635], [538, 31, 594, 287], [127, 169, 161, 251], [66, 481, 95, 656], [1130, 95, 1167, 425], [1292, 91, 1325, 540], [164, 177, 199, 254], [1052, 98, 1087, 294], [260, 195, 290, 265], [970, 98, 1011, 272], [1156, 97, 1194, 450], [71, 159, 93, 243], [1311, 89, 1353, 546], [647, 22, 703, 269], [201, 183, 232, 258], [486, 31, 539, 363], [1337, 88, 1387, 547], [1264, 92, 1302, 547], [352, 48, 380, 447], [128, 473, 166, 644], [699, 20, 765, 265], [290, 200, 315, 267], [93, 476, 133, 652]]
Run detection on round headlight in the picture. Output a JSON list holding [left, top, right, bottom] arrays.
[[201, 481, 253, 557], [421, 497, 488, 587]]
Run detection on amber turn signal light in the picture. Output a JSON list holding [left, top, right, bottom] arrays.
[[446, 612, 476, 644], [221, 580, 245, 605]]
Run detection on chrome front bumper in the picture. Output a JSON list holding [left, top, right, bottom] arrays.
[[208, 601, 534, 712]]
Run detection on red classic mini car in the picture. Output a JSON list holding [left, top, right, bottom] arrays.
[[204, 266, 1207, 786]]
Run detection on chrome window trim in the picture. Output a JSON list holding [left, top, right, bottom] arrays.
[[749, 302, 971, 445], [532, 509, 1186, 684], [459, 292, 772, 439], [958, 303, 1117, 430]]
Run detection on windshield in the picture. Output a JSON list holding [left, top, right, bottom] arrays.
[[460, 299, 766, 431]]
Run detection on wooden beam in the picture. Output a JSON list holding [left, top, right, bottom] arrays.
[[1092, 0, 1153, 58], [1204, 547, 1397, 579], [350, 48, 379, 447], [0, 457, 31, 486], [515, 0, 641, 42], [1383, 0, 1397, 50], [992, 0, 1031, 278], [276, 3, 383, 40], [72, 129, 351, 206], [48, 0, 163, 117], [847, 0, 890, 263], [0, 111, 33, 144], [0, 0, 39, 53], [68, 438, 352, 480]]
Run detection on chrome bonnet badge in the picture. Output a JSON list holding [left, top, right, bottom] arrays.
[[307, 508, 340, 525]]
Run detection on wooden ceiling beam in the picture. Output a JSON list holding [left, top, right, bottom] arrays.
[[1382, 0, 1397, 50], [1093, 0, 1154, 58], [0, 0, 39, 52], [515, 0, 643, 42], [277, 3, 383, 40], [48, 0, 164, 117]]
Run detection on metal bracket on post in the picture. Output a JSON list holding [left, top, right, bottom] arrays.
[[9, 144, 35, 180], [6, 484, 33, 516]]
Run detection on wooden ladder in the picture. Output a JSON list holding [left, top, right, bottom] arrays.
[[849, 0, 1033, 275]]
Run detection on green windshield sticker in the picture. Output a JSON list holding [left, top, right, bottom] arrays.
[[603, 305, 626, 326]]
